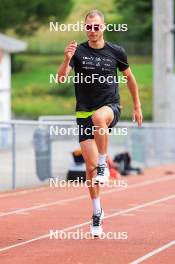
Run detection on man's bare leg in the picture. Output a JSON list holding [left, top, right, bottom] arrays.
[[80, 139, 99, 199], [80, 139, 105, 236], [92, 106, 114, 155]]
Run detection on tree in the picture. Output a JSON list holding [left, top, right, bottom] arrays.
[[0, 0, 73, 35], [113, 0, 152, 41]]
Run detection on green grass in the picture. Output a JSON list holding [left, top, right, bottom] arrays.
[[119, 65, 152, 120], [13, 96, 76, 117], [12, 54, 152, 120]]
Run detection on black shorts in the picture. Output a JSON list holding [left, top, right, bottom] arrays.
[[76, 103, 121, 142]]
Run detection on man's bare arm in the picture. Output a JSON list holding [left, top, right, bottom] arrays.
[[57, 58, 72, 83], [57, 40, 77, 83], [122, 67, 143, 127]]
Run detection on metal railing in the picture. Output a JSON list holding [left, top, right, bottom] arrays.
[[0, 118, 175, 191]]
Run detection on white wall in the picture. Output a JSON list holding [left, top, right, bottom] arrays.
[[0, 51, 11, 121]]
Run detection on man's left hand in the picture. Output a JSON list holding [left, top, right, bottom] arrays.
[[132, 107, 143, 127]]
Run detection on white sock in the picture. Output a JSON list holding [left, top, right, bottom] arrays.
[[92, 197, 101, 215], [98, 153, 107, 165]]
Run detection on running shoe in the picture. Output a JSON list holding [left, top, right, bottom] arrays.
[[90, 208, 104, 237], [95, 163, 110, 184]]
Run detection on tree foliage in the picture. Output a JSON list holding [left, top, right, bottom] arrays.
[[0, 0, 73, 35], [114, 0, 152, 41]]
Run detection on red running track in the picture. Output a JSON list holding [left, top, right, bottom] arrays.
[[0, 164, 175, 264]]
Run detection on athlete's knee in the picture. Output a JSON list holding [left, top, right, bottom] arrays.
[[92, 112, 105, 126]]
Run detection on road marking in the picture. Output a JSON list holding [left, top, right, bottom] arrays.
[[130, 239, 175, 264], [0, 194, 174, 253], [0, 175, 175, 217]]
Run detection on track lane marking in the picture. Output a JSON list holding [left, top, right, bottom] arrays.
[[0, 194, 175, 253], [0, 175, 175, 217], [130, 239, 175, 264], [0, 186, 49, 198]]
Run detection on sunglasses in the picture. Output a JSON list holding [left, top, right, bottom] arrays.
[[84, 24, 103, 32]]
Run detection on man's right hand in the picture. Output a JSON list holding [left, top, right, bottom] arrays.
[[65, 40, 77, 61]]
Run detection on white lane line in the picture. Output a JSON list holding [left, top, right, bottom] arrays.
[[0, 173, 174, 198], [0, 194, 175, 253], [0, 175, 175, 217], [0, 186, 49, 198], [121, 213, 135, 216], [15, 212, 30, 215], [0, 195, 87, 217], [130, 240, 175, 264]]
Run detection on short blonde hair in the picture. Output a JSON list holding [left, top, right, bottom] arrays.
[[85, 9, 104, 22]]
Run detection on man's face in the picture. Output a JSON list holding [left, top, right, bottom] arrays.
[[84, 15, 105, 42]]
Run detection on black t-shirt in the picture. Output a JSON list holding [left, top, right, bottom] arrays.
[[69, 41, 129, 111]]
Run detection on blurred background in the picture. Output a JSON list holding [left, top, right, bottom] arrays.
[[0, 0, 154, 119], [0, 0, 175, 191]]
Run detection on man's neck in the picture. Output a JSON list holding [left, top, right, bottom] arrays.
[[88, 39, 105, 49]]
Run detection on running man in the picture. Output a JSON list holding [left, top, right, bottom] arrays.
[[57, 10, 142, 237]]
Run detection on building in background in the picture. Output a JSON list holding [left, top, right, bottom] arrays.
[[0, 33, 27, 122]]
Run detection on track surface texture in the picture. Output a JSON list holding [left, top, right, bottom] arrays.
[[0, 164, 175, 264]]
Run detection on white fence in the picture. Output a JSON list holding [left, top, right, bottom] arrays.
[[0, 118, 175, 191]]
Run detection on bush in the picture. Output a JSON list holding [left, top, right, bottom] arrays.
[[11, 54, 26, 73]]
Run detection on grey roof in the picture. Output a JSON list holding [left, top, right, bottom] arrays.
[[0, 33, 27, 53]]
